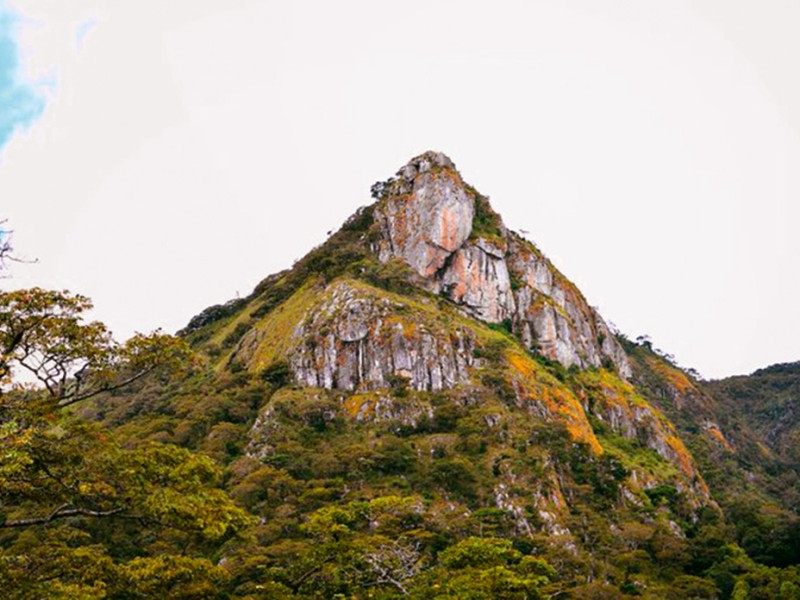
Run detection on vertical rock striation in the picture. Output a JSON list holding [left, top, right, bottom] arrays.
[[289, 281, 476, 392]]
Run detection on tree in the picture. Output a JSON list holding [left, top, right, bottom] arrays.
[[0, 287, 252, 596], [419, 537, 555, 599], [0, 288, 189, 405], [0, 220, 13, 275]]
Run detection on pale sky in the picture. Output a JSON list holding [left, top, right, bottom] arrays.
[[1, 0, 799, 379]]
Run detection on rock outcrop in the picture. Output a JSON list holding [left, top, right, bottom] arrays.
[[226, 279, 478, 395], [374, 152, 474, 279], [578, 370, 711, 504], [442, 238, 516, 323], [372, 152, 632, 378], [275, 280, 477, 392]]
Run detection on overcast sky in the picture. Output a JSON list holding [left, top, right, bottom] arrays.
[[1, 0, 799, 379]]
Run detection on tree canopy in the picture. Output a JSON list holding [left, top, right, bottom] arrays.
[[0, 288, 251, 597]]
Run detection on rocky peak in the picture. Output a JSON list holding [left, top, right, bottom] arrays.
[[371, 152, 632, 378], [372, 151, 475, 278], [207, 151, 711, 514]]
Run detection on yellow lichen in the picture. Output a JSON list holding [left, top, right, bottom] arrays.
[[645, 356, 697, 396], [704, 423, 734, 452], [506, 351, 603, 454], [383, 315, 418, 341], [344, 393, 376, 419], [575, 368, 709, 495], [578, 369, 649, 407], [662, 433, 702, 486]]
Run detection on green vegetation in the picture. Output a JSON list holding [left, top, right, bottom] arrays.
[[3, 203, 799, 597], [0, 288, 251, 597], [470, 191, 505, 242], [260, 360, 293, 387], [625, 340, 800, 575]]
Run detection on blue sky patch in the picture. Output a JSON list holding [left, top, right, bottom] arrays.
[[0, 5, 46, 151], [75, 17, 97, 50]]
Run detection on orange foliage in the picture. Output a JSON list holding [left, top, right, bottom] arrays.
[[646, 357, 696, 396], [506, 351, 603, 454], [662, 434, 698, 480], [344, 393, 375, 419], [704, 423, 734, 452], [383, 316, 418, 341], [577, 368, 710, 497]]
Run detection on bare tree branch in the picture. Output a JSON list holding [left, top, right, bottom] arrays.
[[363, 540, 422, 596], [57, 365, 159, 407], [1, 505, 127, 528], [0, 220, 37, 277]]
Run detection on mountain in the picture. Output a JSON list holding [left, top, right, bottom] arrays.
[[708, 362, 800, 467], [82, 152, 798, 598], [180, 151, 709, 504]]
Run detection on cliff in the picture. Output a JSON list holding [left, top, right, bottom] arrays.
[[371, 152, 631, 378], [181, 152, 716, 525], [69, 152, 799, 597]]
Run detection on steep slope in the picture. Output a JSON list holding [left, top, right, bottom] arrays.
[[173, 152, 712, 518], [623, 342, 799, 513], [371, 152, 631, 377], [76, 151, 800, 597], [701, 364, 800, 517], [707, 362, 800, 466]]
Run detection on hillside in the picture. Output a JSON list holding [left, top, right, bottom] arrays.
[[4, 152, 798, 598], [707, 363, 800, 468], [167, 152, 714, 518]]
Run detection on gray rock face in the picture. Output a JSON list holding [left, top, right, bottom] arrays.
[[374, 153, 474, 278], [372, 152, 632, 378], [506, 238, 632, 378], [290, 281, 476, 392], [441, 239, 516, 323]]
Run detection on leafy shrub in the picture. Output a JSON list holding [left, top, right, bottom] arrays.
[[474, 339, 508, 364], [373, 438, 416, 475], [487, 318, 514, 335], [260, 361, 293, 388], [361, 257, 416, 294], [645, 484, 680, 506], [470, 193, 504, 241], [531, 352, 569, 382], [430, 458, 479, 502], [386, 372, 411, 397], [482, 371, 517, 404]]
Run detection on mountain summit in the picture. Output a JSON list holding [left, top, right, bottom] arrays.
[[371, 152, 631, 377], [7, 153, 800, 597], [183, 151, 715, 510], [216, 151, 632, 396]]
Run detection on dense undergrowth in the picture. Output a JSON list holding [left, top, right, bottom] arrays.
[[70, 308, 800, 598]]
